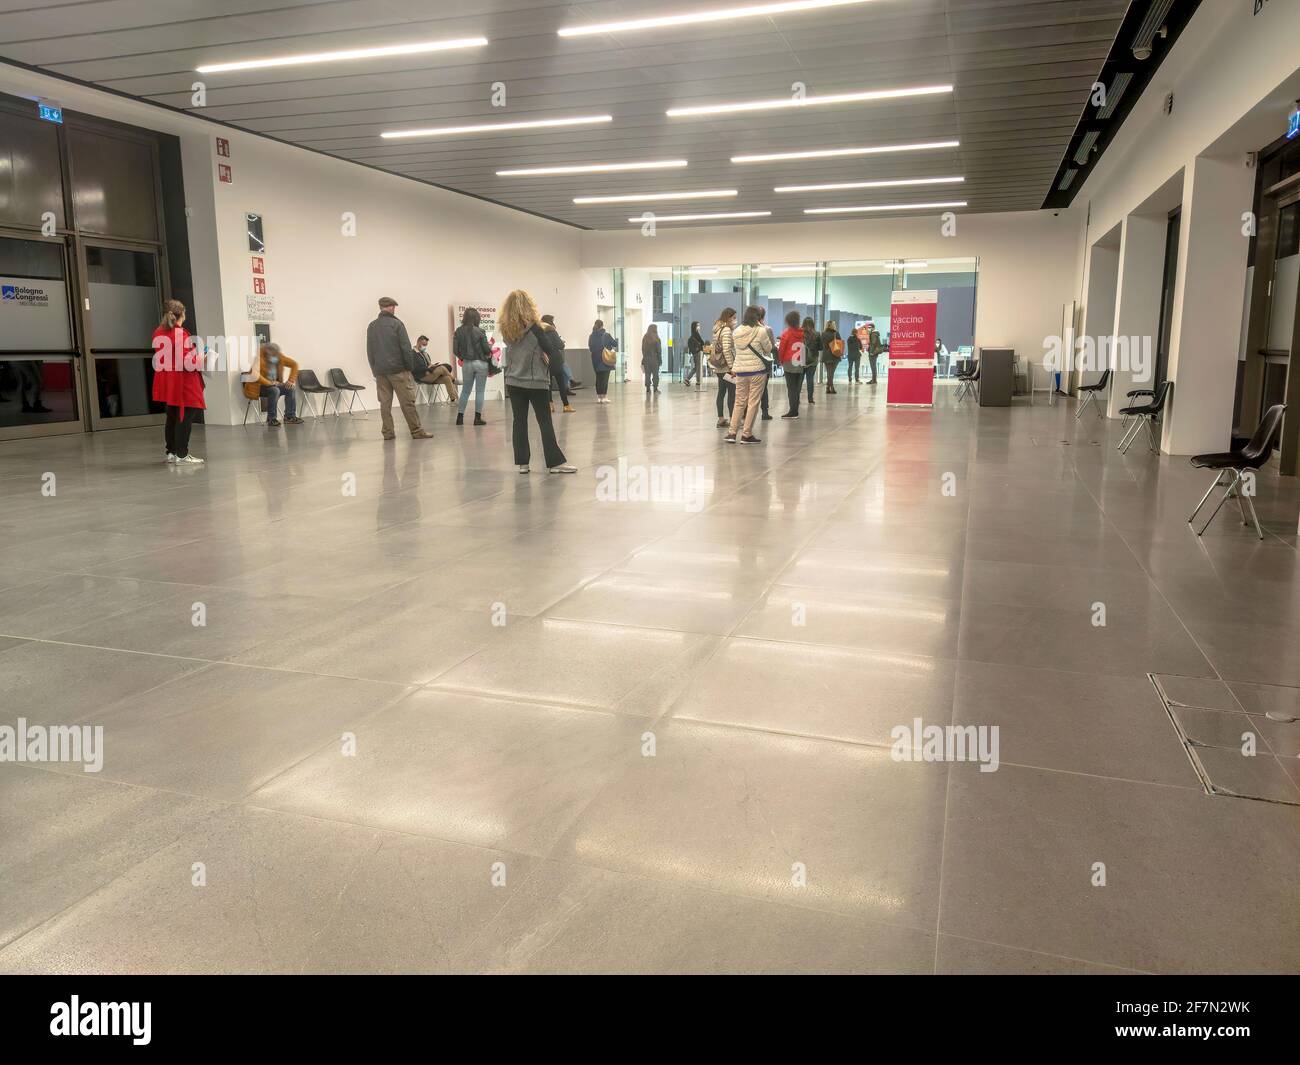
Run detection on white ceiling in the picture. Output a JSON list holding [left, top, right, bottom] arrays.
[[0, 0, 1129, 229]]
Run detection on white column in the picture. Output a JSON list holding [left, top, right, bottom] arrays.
[[1163, 155, 1255, 455], [1080, 241, 1118, 397], [1107, 214, 1165, 418]]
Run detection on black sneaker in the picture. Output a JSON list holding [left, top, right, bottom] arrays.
[[267, 419, 281, 428], [761, 413, 772, 420], [739, 433, 761, 444], [474, 414, 486, 426], [781, 412, 798, 419], [456, 413, 464, 425]]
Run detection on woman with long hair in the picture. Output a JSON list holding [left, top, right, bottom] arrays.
[[502, 290, 576, 474], [588, 318, 618, 404], [641, 324, 662, 395], [712, 307, 737, 428], [802, 317, 819, 406], [821, 320, 843, 395], [725, 305, 773, 444], [453, 306, 491, 426], [151, 299, 206, 464]]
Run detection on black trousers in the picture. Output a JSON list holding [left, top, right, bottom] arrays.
[[507, 385, 566, 468], [164, 406, 199, 457], [868, 354, 878, 383], [805, 365, 817, 399], [644, 365, 659, 391], [715, 376, 735, 418], [594, 369, 611, 396], [760, 370, 770, 414], [847, 354, 861, 380], [784, 370, 802, 415]]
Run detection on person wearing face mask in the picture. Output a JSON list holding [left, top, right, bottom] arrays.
[[244, 342, 302, 428], [410, 334, 459, 405]]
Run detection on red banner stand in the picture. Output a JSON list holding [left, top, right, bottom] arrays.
[[885, 289, 937, 408]]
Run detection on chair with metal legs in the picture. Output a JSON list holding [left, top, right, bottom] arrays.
[[328, 368, 368, 415], [1187, 404, 1286, 539], [1074, 368, 1111, 419], [955, 361, 979, 401], [1116, 380, 1171, 454], [295, 369, 335, 418]]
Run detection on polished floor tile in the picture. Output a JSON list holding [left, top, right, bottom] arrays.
[[2, 383, 1297, 974], [939, 762, 1300, 973]]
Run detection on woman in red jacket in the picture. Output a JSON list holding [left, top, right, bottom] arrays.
[[777, 309, 807, 419], [151, 299, 206, 465]]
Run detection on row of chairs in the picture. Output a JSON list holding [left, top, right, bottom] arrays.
[[243, 368, 368, 425]]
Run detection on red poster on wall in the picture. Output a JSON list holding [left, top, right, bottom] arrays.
[[886, 289, 937, 407], [252, 277, 266, 295]]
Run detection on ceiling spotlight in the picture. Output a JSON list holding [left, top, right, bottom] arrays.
[[196, 37, 487, 74]]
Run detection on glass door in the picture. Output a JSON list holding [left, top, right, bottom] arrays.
[[0, 230, 85, 441], [77, 239, 167, 430]]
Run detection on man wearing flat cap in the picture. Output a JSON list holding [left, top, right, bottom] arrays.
[[366, 296, 431, 440]]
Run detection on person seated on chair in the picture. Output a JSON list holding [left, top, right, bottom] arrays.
[[410, 334, 459, 404], [244, 342, 302, 427]]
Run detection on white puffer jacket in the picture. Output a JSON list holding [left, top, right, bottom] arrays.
[[731, 323, 774, 374]]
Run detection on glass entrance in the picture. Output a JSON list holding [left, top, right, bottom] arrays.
[[79, 241, 166, 429], [0, 231, 84, 440]]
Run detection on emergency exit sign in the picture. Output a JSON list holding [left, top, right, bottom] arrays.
[[38, 103, 62, 123]]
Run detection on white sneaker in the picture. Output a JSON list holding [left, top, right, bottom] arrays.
[[165, 453, 177, 464], [548, 464, 578, 475], [176, 454, 205, 465], [518, 465, 530, 474]]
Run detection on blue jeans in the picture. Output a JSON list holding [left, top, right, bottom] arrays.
[[458, 359, 489, 414], [261, 384, 296, 419]]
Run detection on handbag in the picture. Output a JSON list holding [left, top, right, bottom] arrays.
[[747, 342, 773, 371], [602, 347, 617, 366]]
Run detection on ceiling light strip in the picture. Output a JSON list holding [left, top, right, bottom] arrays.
[[558, 0, 876, 37], [382, 115, 612, 140], [574, 190, 738, 204], [732, 140, 959, 163], [804, 201, 967, 214], [498, 160, 688, 176], [626, 211, 772, 223], [196, 37, 487, 74], [669, 85, 952, 118], [775, 176, 964, 193]]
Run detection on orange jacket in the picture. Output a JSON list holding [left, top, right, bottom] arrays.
[[243, 348, 299, 400]]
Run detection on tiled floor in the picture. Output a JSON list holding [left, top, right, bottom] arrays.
[[1, 378, 1298, 974]]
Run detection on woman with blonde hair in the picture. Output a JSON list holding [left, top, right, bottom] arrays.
[[501, 289, 576, 474], [150, 298, 206, 464]]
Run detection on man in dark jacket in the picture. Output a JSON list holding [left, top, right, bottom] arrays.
[[366, 297, 430, 440], [539, 314, 572, 412], [847, 329, 863, 383], [868, 325, 884, 384]]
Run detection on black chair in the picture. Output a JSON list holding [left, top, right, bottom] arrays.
[[1074, 368, 1111, 419], [328, 368, 368, 415], [1116, 380, 1171, 454], [296, 368, 335, 419], [954, 361, 979, 402], [1187, 404, 1286, 540]]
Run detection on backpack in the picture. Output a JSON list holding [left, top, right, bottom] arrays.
[[707, 331, 730, 371]]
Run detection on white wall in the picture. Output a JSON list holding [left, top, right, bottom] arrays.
[[581, 209, 1086, 369], [205, 129, 586, 421], [0, 63, 587, 425]]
